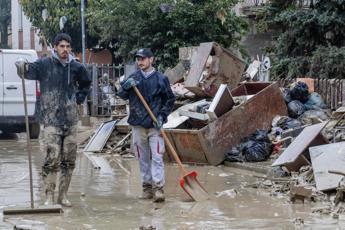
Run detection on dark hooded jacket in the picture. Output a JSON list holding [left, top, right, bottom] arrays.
[[118, 70, 175, 128], [25, 53, 91, 127]]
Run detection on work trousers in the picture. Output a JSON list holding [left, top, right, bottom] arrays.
[[41, 125, 78, 193], [132, 126, 165, 188]]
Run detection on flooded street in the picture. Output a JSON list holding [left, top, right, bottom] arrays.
[[1, 135, 345, 229]]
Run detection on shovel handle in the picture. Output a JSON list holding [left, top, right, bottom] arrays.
[[133, 86, 187, 175], [328, 170, 345, 177]]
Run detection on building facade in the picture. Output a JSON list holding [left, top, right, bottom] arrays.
[[10, 0, 45, 53]]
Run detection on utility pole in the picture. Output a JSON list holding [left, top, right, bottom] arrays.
[[80, 0, 90, 125], [81, 0, 86, 64]]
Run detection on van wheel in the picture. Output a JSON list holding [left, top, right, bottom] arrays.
[[29, 123, 40, 139]]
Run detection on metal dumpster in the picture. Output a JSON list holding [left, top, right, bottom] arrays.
[[164, 82, 288, 165]]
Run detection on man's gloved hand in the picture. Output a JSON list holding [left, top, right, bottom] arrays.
[[153, 115, 164, 130], [122, 78, 136, 90], [15, 58, 29, 77]]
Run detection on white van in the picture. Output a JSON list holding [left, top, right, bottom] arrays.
[[0, 49, 40, 138]]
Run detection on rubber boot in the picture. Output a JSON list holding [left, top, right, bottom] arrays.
[[57, 170, 73, 207], [140, 183, 153, 199], [153, 186, 165, 203], [43, 173, 57, 206]]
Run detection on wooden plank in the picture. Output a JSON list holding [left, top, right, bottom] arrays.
[[315, 78, 319, 93], [341, 79, 345, 106], [335, 79, 341, 109], [340, 80, 345, 106], [185, 42, 214, 88], [331, 79, 337, 109], [310, 142, 345, 191], [272, 122, 328, 171]]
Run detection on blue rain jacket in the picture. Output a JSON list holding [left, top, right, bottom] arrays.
[[118, 70, 175, 128]]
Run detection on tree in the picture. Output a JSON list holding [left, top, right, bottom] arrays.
[[259, 0, 345, 79], [20, 0, 99, 53], [0, 0, 11, 48], [88, 0, 248, 69]]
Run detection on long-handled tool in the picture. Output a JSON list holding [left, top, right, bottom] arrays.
[[3, 66, 62, 215], [133, 86, 209, 202]]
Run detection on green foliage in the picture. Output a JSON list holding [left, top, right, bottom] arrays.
[[0, 0, 11, 48], [260, 0, 345, 79], [88, 0, 248, 69], [21, 0, 248, 67], [20, 0, 99, 52], [310, 46, 345, 79]]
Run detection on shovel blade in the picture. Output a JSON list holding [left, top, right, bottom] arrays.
[[179, 171, 209, 202]]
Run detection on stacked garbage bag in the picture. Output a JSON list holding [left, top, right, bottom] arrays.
[[225, 129, 273, 162], [281, 82, 328, 128]]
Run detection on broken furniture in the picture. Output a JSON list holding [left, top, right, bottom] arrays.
[[206, 84, 235, 120], [165, 82, 287, 165], [272, 122, 329, 172], [309, 142, 345, 191], [184, 42, 246, 97]]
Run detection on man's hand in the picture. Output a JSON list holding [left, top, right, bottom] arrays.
[[122, 78, 136, 90], [15, 58, 29, 77], [153, 115, 164, 130]]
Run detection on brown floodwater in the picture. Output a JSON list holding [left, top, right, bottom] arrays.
[[1, 134, 344, 230]]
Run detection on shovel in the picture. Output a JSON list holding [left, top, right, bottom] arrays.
[[133, 86, 209, 202]]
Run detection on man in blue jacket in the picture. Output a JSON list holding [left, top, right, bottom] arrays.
[[15, 33, 91, 207], [118, 48, 175, 202]]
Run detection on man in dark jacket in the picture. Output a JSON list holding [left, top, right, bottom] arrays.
[[118, 48, 175, 202], [15, 33, 91, 207]]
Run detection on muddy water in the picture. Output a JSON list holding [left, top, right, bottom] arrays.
[[1, 136, 345, 229]]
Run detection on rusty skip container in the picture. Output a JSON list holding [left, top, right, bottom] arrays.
[[164, 82, 288, 165]]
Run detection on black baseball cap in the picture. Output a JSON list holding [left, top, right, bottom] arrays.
[[135, 48, 154, 58]]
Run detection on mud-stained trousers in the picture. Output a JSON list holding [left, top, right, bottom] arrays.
[[132, 126, 165, 188], [42, 125, 78, 196]]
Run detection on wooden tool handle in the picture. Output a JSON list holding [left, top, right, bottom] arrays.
[[328, 170, 345, 176], [20, 73, 35, 209], [133, 86, 187, 175]]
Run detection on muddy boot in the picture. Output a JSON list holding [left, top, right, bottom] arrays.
[[43, 173, 57, 206], [140, 183, 153, 199], [44, 191, 55, 206], [153, 186, 165, 203], [57, 170, 73, 207]]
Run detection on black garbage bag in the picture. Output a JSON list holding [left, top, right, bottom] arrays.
[[276, 116, 302, 130], [225, 129, 273, 162], [241, 141, 273, 162], [304, 92, 327, 110], [225, 147, 245, 162], [282, 88, 292, 103], [248, 129, 271, 143], [288, 100, 305, 118], [290, 82, 309, 103]]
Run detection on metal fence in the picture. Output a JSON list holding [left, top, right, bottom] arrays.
[[86, 64, 124, 117], [314, 79, 345, 110]]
